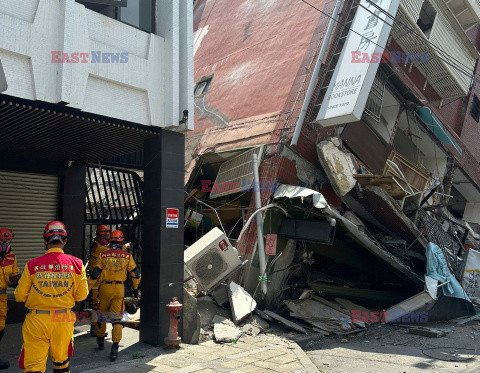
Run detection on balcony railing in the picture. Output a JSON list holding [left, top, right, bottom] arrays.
[[391, 0, 479, 99]]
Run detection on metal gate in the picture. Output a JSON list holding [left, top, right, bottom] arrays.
[[84, 165, 144, 267]]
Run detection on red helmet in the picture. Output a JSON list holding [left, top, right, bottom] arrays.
[[43, 221, 68, 241], [96, 225, 110, 236], [0, 228, 14, 241], [109, 230, 124, 243]]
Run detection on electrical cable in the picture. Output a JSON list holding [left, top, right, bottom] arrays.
[[300, 0, 480, 86]]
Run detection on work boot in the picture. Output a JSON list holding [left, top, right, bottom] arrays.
[[110, 343, 119, 361], [97, 337, 104, 350], [0, 330, 9, 369], [0, 359, 9, 369]]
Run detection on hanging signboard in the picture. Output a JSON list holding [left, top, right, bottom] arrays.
[[462, 249, 480, 299], [316, 0, 400, 127]]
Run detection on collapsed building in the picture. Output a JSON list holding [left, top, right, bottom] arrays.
[[185, 0, 480, 325]]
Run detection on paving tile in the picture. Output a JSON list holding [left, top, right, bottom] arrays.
[[220, 360, 248, 369], [253, 360, 281, 370], [266, 354, 298, 365], [236, 356, 260, 364], [275, 361, 304, 372], [257, 348, 287, 360]]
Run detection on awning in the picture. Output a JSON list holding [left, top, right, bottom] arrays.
[[0, 94, 162, 163], [415, 107, 462, 154]]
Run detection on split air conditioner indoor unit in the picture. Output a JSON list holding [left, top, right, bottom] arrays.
[[184, 227, 242, 292]]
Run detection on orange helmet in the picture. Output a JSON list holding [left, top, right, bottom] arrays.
[[43, 221, 68, 243], [0, 228, 14, 241], [109, 230, 124, 243], [96, 225, 110, 237]]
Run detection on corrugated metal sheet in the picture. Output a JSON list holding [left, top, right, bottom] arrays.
[[0, 95, 161, 163], [0, 170, 58, 297]]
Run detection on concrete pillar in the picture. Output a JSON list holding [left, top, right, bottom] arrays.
[[59, 164, 86, 260], [140, 130, 185, 346]]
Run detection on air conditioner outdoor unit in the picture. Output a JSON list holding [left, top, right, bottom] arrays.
[[184, 227, 242, 292]]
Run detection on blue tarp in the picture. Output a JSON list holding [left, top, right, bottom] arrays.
[[415, 107, 462, 154], [426, 242, 471, 300]]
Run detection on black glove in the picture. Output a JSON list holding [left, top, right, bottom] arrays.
[[8, 274, 20, 288], [132, 289, 139, 298]]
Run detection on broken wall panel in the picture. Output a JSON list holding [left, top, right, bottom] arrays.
[[341, 121, 393, 174], [345, 185, 427, 255]]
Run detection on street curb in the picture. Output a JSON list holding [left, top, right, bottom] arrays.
[[287, 340, 321, 373]]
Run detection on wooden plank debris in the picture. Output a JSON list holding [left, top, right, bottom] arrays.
[[354, 174, 407, 198], [335, 298, 370, 313], [263, 310, 307, 334], [310, 295, 351, 317]]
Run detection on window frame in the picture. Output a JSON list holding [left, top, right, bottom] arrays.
[[194, 77, 213, 97], [470, 94, 480, 122]]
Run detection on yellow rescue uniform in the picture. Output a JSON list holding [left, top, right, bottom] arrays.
[[88, 249, 140, 343], [14, 248, 88, 373], [0, 252, 19, 330], [86, 241, 109, 324]]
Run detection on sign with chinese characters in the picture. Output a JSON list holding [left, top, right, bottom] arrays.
[[316, 0, 400, 126], [166, 208, 179, 228], [463, 249, 480, 299], [265, 234, 277, 256]]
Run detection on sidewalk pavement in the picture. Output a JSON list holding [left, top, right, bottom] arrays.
[[0, 323, 319, 372], [83, 331, 319, 373]]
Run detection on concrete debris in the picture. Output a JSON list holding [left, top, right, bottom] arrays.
[[454, 314, 480, 325], [251, 315, 270, 330], [316, 137, 357, 197], [228, 282, 257, 324], [285, 298, 354, 335], [197, 295, 232, 329], [263, 310, 307, 334], [408, 327, 446, 338], [210, 283, 229, 306], [213, 322, 243, 343], [211, 314, 234, 327], [182, 288, 201, 344], [241, 323, 261, 336], [199, 328, 214, 343]]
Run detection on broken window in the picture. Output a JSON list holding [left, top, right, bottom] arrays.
[[417, 1, 436, 39], [470, 94, 480, 122], [195, 78, 212, 97]]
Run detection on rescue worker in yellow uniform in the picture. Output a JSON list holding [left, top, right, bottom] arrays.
[[14, 221, 88, 373], [86, 225, 110, 336], [0, 228, 20, 369], [88, 230, 140, 361]]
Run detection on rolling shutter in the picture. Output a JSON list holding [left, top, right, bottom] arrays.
[[0, 170, 58, 296]]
